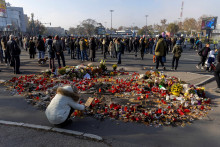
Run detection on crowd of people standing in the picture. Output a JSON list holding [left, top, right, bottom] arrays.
[[0, 34, 214, 75]]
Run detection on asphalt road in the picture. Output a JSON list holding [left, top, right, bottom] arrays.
[[0, 124, 109, 147], [0, 44, 219, 147]]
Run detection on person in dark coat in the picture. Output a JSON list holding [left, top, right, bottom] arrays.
[[103, 37, 109, 59], [139, 38, 145, 60], [36, 35, 45, 59], [46, 36, 55, 70], [129, 37, 133, 53], [133, 37, 139, 58], [7, 35, 21, 74], [70, 38, 75, 59], [214, 49, 220, 93], [29, 38, 36, 59], [115, 38, 122, 64], [89, 37, 96, 62], [75, 38, 80, 60], [53, 35, 66, 68], [196, 43, 211, 70]]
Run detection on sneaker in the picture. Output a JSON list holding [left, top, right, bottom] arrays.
[[196, 65, 200, 69], [171, 68, 174, 71], [201, 67, 204, 70]]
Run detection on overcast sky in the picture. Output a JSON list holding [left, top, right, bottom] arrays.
[[6, 0, 220, 30]]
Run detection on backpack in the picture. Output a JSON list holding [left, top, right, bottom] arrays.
[[174, 46, 182, 57], [47, 44, 53, 53]]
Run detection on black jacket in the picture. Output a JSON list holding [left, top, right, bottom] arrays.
[[53, 40, 63, 53], [29, 41, 36, 54], [201, 47, 211, 57], [7, 40, 20, 56], [133, 39, 139, 49], [217, 50, 220, 62], [36, 39, 45, 51]]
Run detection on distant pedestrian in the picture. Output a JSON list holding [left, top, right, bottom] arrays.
[[28, 38, 36, 59], [171, 40, 183, 70], [152, 38, 158, 63], [70, 38, 75, 59], [133, 37, 139, 58], [128, 37, 133, 53], [206, 49, 215, 71], [7, 35, 21, 74], [115, 38, 122, 64], [46, 36, 55, 71], [1, 36, 10, 66], [155, 35, 166, 70], [139, 38, 145, 60], [214, 49, 220, 93], [197, 43, 211, 70], [89, 37, 96, 62], [53, 35, 66, 68], [79, 38, 88, 61], [36, 35, 45, 60], [75, 38, 80, 60], [108, 41, 115, 58]]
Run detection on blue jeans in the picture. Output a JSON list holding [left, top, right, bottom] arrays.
[[81, 50, 88, 61], [38, 51, 45, 59], [67, 47, 70, 54], [117, 51, 121, 64]]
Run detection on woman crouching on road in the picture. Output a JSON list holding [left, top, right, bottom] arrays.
[[45, 85, 85, 127]]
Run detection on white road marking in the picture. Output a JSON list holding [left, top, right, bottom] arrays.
[[183, 58, 197, 61]]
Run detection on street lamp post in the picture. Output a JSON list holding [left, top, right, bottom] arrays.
[[145, 15, 148, 27], [110, 10, 114, 31]]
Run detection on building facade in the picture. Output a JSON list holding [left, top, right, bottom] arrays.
[[0, 5, 27, 33]]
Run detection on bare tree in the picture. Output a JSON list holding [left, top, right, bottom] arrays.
[[167, 23, 179, 34], [68, 27, 77, 35], [160, 19, 167, 32], [182, 18, 197, 34], [81, 19, 97, 36]]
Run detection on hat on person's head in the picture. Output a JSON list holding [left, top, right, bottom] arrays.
[[57, 85, 79, 102]]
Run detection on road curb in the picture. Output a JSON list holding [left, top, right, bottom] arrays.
[[184, 72, 215, 86], [194, 76, 215, 87], [0, 120, 103, 141]]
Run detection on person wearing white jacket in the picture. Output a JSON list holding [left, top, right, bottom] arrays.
[[45, 85, 85, 126], [206, 49, 215, 71]]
